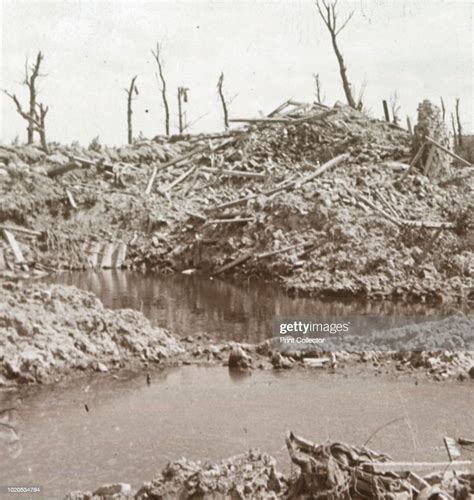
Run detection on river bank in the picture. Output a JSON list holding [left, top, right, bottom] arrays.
[[1, 280, 473, 387]]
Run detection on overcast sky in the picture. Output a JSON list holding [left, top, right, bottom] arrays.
[[0, 0, 472, 146]]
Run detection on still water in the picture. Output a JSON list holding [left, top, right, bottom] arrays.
[[0, 271, 471, 498], [41, 270, 461, 342]]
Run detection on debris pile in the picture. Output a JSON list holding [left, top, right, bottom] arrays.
[[64, 432, 474, 499], [0, 99, 472, 303], [0, 281, 183, 385]]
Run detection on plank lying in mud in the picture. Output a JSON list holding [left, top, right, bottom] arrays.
[[361, 460, 473, 475]]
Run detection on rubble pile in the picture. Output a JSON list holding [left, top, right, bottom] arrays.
[[0, 281, 183, 385], [65, 432, 474, 499], [0, 100, 472, 303]]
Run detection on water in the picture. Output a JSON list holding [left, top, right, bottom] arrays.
[[1, 271, 471, 498], [41, 270, 460, 343], [1, 367, 472, 498]]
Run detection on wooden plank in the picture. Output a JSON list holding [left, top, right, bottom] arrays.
[[204, 217, 255, 226], [101, 242, 115, 269], [65, 189, 78, 209], [145, 137, 235, 195], [207, 153, 349, 213], [426, 136, 472, 167], [2, 229, 26, 264], [267, 98, 293, 117], [211, 253, 252, 276], [0, 225, 42, 237], [229, 109, 336, 125], [200, 167, 265, 179], [87, 242, 102, 268], [362, 460, 473, 475], [112, 242, 127, 268], [0, 248, 6, 270]]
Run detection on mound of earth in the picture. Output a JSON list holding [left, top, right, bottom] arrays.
[[0, 281, 183, 385]]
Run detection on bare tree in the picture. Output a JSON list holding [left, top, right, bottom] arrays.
[[455, 98, 463, 147], [440, 96, 446, 122], [177, 87, 189, 135], [217, 72, 229, 128], [36, 103, 49, 153], [389, 91, 401, 125], [151, 43, 170, 136], [125, 75, 138, 144], [450, 112, 458, 146], [313, 0, 356, 109], [3, 51, 49, 151], [313, 73, 325, 104]]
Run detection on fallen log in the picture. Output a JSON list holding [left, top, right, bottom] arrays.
[[211, 253, 252, 276], [160, 165, 197, 193], [267, 98, 293, 117], [47, 160, 82, 178]]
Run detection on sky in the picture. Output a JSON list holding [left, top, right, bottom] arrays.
[[0, 0, 472, 146]]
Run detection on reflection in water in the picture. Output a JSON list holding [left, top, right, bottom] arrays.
[[45, 271, 454, 343]]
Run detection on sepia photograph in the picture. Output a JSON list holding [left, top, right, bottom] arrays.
[[0, 0, 473, 498]]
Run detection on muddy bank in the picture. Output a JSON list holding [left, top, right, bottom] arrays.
[[1, 281, 472, 386], [65, 433, 473, 499], [0, 282, 183, 385], [1, 101, 472, 304]]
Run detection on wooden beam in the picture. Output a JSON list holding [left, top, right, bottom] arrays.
[[2, 229, 26, 264], [426, 136, 472, 167], [0, 225, 42, 237], [362, 460, 473, 475]]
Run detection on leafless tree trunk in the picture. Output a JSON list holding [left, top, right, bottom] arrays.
[[450, 112, 457, 146], [440, 97, 446, 122], [389, 91, 401, 125], [314, 0, 356, 109], [152, 43, 170, 136], [125, 75, 138, 144], [25, 52, 44, 144], [36, 103, 49, 153], [313, 73, 325, 104], [177, 87, 189, 135], [217, 73, 229, 128], [3, 51, 48, 149], [455, 98, 463, 147]]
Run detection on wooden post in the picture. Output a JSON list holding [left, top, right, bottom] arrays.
[[382, 100, 390, 122], [406, 117, 413, 135]]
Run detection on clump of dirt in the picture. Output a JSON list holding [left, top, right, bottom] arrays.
[[0, 281, 183, 385]]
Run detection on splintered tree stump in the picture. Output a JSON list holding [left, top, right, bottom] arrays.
[[412, 100, 451, 179]]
